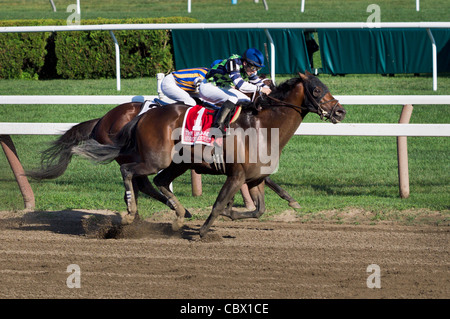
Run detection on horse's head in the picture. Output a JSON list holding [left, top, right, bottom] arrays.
[[299, 71, 346, 124]]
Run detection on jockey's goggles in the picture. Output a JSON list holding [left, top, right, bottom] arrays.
[[245, 62, 261, 72]]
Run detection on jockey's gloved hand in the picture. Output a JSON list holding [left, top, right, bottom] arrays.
[[260, 86, 272, 95]]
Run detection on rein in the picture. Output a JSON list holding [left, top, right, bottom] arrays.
[[261, 94, 305, 115]]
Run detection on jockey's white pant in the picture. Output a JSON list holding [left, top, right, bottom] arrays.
[[199, 80, 251, 105], [161, 73, 197, 106]]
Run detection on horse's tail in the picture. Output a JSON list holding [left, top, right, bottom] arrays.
[[71, 114, 141, 164], [26, 118, 100, 180]]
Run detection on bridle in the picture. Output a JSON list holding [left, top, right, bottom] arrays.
[[301, 80, 340, 121]]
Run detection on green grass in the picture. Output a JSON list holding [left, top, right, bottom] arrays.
[[0, 0, 449, 22], [0, 0, 448, 223]]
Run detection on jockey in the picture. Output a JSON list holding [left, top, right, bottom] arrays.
[[161, 67, 209, 106], [199, 48, 272, 134]]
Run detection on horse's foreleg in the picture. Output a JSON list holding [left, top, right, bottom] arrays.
[[219, 196, 235, 219], [265, 177, 301, 209], [226, 182, 266, 220], [200, 175, 244, 237]]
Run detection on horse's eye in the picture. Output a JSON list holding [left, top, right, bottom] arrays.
[[313, 87, 322, 97]]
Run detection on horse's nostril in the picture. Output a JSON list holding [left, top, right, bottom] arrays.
[[336, 108, 346, 116]]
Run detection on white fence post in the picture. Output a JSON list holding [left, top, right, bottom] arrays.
[[426, 29, 438, 91], [397, 104, 414, 199], [49, 0, 56, 12], [109, 31, 121, 91], [264, 29, 276, 84]]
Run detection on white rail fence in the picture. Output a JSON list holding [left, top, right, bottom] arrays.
[[1, 95, 448, 136], [1, 94, 449, 209]]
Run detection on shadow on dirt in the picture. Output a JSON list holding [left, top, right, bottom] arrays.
[[1, 210, 201, 240]]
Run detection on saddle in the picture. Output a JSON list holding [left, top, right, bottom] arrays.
[[181, 104, 241, 146], [137, 99, 160, 116]]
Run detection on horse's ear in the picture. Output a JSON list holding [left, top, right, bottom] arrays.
[[305, 70, 313, 77], [298, 72, 308, 81]]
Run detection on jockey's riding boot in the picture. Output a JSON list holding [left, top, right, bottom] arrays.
[[211, 100, 236, 135]]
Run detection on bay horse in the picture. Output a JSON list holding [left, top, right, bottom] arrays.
[[72, 72, 346, 236], [27, 82, 300, 217]]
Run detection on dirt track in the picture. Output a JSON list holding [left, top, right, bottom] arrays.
[[0, 209, 448, 299]]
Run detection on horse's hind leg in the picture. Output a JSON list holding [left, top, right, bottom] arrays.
[[125, 177, 141, 221], [120, 163, 139, 224], [136, 176, 165, 204], [153, 163, 190, 231], [265, 177, 301, 209], [135, 176, 193, 217], [120, 162, 158, 225]]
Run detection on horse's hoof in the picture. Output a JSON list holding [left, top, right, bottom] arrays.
[[172, 218, 184, 231], [184, 208, 192, 219], [245, 203, 257, 210], [289, 201, 301, 210], [199, 225, 210, 238], [120, 212, 135, 225]]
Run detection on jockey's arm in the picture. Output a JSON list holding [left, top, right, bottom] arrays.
[[225, 58, 271, 95], [229, 70, 271, 94]]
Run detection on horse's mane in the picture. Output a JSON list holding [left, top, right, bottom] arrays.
[[250, 76, 303, 110], [270, 77, 303, 101]]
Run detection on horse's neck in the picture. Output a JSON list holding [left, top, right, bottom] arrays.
[[259, 106, 304, 149]]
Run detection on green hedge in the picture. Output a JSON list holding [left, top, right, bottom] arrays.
[[0, 17, 197, 80], [0, 19, 55, 79]]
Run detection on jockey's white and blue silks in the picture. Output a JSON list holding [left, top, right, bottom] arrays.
[[206, 54, 266, 94], [200, 53, 269, 106]]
